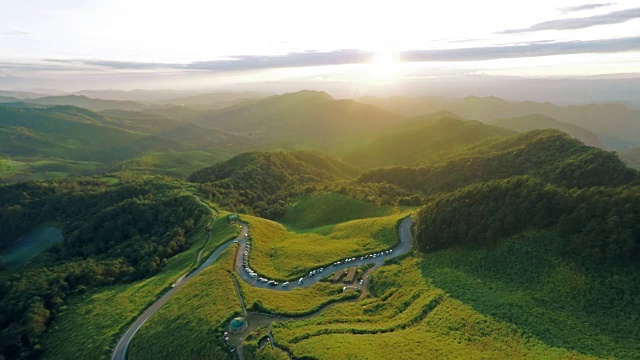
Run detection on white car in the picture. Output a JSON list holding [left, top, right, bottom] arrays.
[[298, 277, 304, 285], [282, 282, 290, 287]]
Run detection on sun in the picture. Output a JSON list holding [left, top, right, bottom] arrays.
[[368, 51, 399, 82]]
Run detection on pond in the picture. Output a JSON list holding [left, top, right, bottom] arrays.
[[1, 226, 64, 269]]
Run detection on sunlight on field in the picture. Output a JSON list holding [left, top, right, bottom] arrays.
[[243, 213, 407, 280]]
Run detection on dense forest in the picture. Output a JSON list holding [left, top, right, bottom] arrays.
[[414, 176, 640, 265], [0, 177, 209, 359]]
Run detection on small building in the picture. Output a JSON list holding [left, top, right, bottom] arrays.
[[331, 270, 345, 283], [229, 317, 248, 333], [343, 267, 357, 284], [227, 214, 239, 223]]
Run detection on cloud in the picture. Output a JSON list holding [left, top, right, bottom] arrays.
[[402, 37, 640, 62], [560, 3, 616, 13], [34, 36, 640, 73], [1, 30, 32, 36], [46, 50, 374, 72], [500, 7, 640, 33]]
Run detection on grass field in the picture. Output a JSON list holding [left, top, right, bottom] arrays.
[[128, 246, 240, 360], [271, 255, 595, 360], [116, 150, 232, 178], [0, 225, 63, 269], [243, 212, 409, 280], [280, 192, 396, 230], [237, 276, 357, 315], [418, 230, 640, 360], [41, 202, 239, 360]]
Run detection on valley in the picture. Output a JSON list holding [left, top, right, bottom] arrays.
[[1, 90, 639, 360]]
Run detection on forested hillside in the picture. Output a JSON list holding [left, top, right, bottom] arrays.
[[359, 129, 637, 195], [189, 150, 359, 218], [0, 177, 210, 359], [414, 176, 640, 264]]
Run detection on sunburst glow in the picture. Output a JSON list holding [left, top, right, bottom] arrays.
[[368, 51, 400, 82]]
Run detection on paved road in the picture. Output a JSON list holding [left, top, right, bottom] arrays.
[[234, 217, 414, 290], [112, 216, 413, 360]]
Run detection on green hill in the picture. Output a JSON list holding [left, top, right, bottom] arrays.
[[344, 115, 514, 168], [280, 192, 395, 229], [189, 150, 357, 218], [196, 90, 401, 149], [491, 114, 604, 148], [0, 177, 211, 358], [412, 176, 640, 358], [0, 106, 185, 162], [358, 129, 637, 195]]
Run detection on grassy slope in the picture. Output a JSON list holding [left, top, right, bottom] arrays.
[[272, 255, 594, 360], [41, 209, 239, 360], [238, 278, 355, 315], [244, 213, 407, 280], [279, 192, 395, 230], [419, 231, 640, 360], [128, 247, 240, 360], [0, 157, 103, 183]]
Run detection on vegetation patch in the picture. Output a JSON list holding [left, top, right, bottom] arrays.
[[128, 247, 240, 360], [0, 225, 63, 269], [271, 256, 594, 360], [243, 213, 405, 280], [40, 204, 239, 359], [239, 277, 357, 316], [280, 192, 395, 230]]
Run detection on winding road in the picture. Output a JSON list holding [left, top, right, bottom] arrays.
[[112, 214, 414, 360]]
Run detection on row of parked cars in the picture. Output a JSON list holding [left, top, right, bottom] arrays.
[[332, 249, 393, 267]]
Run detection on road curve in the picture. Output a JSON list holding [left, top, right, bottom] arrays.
[[234, 217, 414, 290], [112, 216, 413, 360]]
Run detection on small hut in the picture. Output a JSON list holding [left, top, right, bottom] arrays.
[[229, 317, 248, 333]]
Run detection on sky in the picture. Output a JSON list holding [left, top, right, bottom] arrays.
[[0, 0, 639, 93]]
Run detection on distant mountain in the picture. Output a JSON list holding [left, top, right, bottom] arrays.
[[344, 114, 514, 168], [0, 90, 49, 99], [0, 96, 19, 103], [73, 89, 194, 102], [490, 114, 605, 148], [196, 90, 401, 149], [359, 95, 640, 149], [359, 129, 637, 195], [157, 92, 266, 109], [25, 95, 147, 112]]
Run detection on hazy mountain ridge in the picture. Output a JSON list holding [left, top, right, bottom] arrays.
[[344, 114, 515, 168], [359, 95, 640, 149], [490, 114, 605, 148], [358, 129, 637, 194]]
